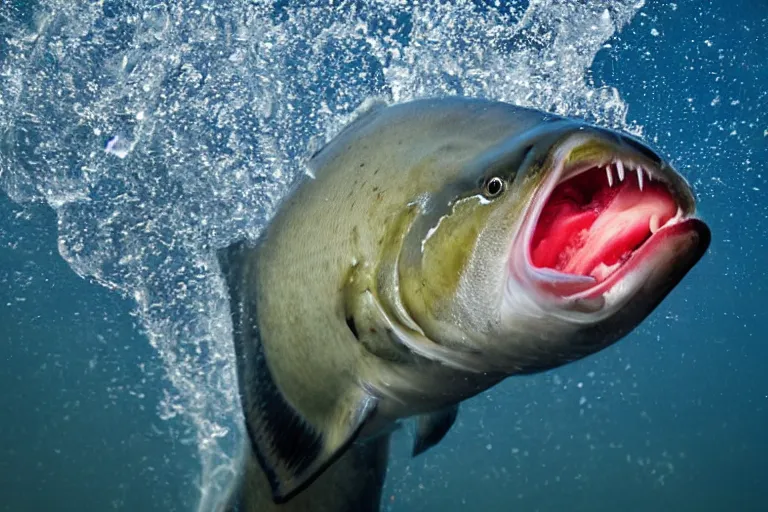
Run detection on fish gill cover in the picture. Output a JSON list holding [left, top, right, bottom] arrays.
[[0, 0, 692, 509]]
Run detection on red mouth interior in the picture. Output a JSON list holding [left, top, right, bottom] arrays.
[[531, 165, 679, 284]]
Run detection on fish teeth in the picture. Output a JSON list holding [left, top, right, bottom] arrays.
[[649, 214, 660, 234], [611, 159, 659, 191]]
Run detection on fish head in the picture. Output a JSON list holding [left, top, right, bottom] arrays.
[[395, 118, 711, 374]]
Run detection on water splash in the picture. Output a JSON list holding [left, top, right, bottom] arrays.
[[0, 0, 646, 509]]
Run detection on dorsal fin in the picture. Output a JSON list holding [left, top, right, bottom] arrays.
[[217, 240, 378, 503]]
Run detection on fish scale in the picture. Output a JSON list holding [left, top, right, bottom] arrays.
[[217, 97, 710, 511]]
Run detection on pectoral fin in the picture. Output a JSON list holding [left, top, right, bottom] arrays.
[[412, 405, 459, 457], [218, 241, 378, 504]]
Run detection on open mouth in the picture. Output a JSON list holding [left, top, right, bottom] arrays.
[[521, 151, 705, 301]]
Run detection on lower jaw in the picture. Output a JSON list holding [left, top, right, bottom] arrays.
[[522, 217, 710, 306]]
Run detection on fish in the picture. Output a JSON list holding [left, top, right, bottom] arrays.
[[217, 97, 710, 510], [219, 432, 389, 512]]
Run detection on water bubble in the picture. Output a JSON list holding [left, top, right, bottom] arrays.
[[104, 135, 135, 159], [0, 0, 646, 508]]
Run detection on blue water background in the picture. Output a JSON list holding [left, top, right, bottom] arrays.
[[1, 1, 766, 511]]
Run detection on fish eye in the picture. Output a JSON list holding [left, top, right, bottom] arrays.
[[484, 176, 505, 198]]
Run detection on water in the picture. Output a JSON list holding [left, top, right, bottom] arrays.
[[0, 1, 765, 511]]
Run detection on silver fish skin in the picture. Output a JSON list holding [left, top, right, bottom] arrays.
[[217, 97, 710, 508]]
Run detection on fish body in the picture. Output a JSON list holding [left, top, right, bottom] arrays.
[[221, 435, 389, 512], [218, 98, 710, 509]]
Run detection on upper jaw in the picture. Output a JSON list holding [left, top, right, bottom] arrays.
[[550, 131, 697, 215], [507, 132, 705, 319]]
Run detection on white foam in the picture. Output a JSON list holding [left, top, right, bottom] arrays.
[[0, 1, 646, 509]]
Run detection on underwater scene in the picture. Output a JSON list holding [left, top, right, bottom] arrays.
[[0, 0, 766, 511]]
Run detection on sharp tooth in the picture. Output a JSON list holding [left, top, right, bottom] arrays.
[[606, 165, 614, 187], [650, 214, 660, 233], [646, 169, 653, 182], [636, 167, 644, 191], [616, 160, 625, 181]]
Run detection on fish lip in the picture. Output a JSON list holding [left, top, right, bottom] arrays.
[[509, 132, 707, 316], [564, 217, 711, 303]]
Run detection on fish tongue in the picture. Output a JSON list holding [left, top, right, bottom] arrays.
[[562, 182, 677, 278]]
